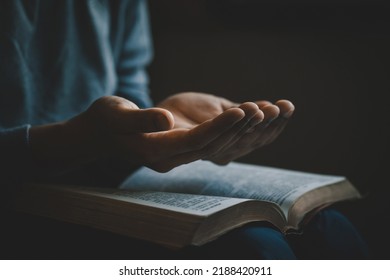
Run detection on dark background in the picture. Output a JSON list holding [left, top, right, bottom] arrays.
[[147, 0, 390, 259], [2, 0, 389, 260]]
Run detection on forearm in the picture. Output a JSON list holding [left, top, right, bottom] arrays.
[[28, 116, 99, 175]]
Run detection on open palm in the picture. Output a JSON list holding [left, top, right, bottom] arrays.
[[157, 92, 294, 165]]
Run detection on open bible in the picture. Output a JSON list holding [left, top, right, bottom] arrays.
[[11, 161, 361, 249]]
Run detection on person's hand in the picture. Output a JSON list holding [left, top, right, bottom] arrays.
[[29, 93, 293, 174], [29, 96, 248, 173], [157, 92, 295, 165]]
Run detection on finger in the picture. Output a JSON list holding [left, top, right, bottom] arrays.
[[207, 139, 255, 165], [208, 101, 295, 164], [256, 100, 273, 108], [165, 104, 263, 167], [91, 96, 176, 133], [243, 104, 279, 136], [275, 99, 295, 118], [210, 104, 283, 159], [260, 116, 290, 146], [210, 118, 288, 164], [203, 102, 263, 158], [251, 100, 294, 146], [110, 107, 175, 133], [245, 114, 290, 151], [219, 102, 264, 142], [255, 99, 295, 119], [259, 104, 280, 124], [146, 108, 255, 172], [143, 108, 246, 158], [203, 103, 277, 164], [238, 102, 265, 129]]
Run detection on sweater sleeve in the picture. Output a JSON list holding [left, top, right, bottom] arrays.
[[114, 0, 154, 108], [0, 1, 154, 188]]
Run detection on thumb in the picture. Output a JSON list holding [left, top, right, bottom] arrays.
[[121, 107, 175, 133], [88, 96, 175, 133]]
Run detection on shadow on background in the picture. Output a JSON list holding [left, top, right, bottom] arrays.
[[148, 0, 390, 259]]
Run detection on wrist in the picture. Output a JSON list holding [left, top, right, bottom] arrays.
[[29, 119, 97, 171]]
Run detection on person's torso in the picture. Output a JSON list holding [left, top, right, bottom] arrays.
[[0, 0, 132, 128]]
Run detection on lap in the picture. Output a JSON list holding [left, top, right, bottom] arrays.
[[2, 161, 368, 259], [0, 207, 368, 259]]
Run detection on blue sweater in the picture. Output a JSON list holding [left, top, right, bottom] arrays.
[[0, 0, 153, 183]]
